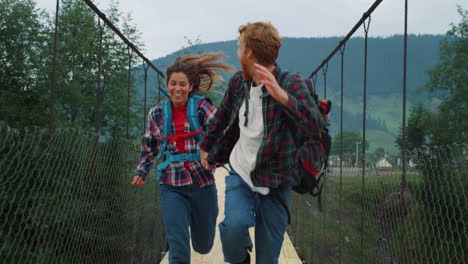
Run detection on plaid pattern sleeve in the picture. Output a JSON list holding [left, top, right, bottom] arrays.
[[198, 97, 218, 129], [135, 106, 162, 180], [198, 66, 323, 188], [281, 75, 325, 138], [134, 98, 216, 187], [199, 72, 243, 162], [251, 68, 325, 188]]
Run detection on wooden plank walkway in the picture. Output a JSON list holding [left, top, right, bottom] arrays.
[[160, 169, 302, 264]]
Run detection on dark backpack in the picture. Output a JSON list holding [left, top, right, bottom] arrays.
[[278, 72, 332, 199]]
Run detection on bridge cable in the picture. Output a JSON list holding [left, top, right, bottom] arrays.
[[95, 19, 104, 134], [49, 0, 60, 137], [322, 62, 328, 99], [402, 0, 408, 187], [321, 63, 329, 249], [143, 60, 149, 134], [312, 74, 318, 89], [308, 0, 382, 79], [360, 14, 371, 263], [399, 1, 409, 262], [157, 73, 162, 103], [127, 47, 133, 139], [338, 42, 346, 264], [82, 0, 165, 79]]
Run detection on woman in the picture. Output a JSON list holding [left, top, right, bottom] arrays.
[[132, 52, 234, 264]]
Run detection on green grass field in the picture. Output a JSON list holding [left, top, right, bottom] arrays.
[[288, 171, 466, 264]]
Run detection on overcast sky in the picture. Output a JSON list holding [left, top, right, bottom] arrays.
[[36, 0, 467, 59]]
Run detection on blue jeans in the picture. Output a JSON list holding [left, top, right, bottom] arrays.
[[160, 180, 218, 264], [219, 171, 292, 264]]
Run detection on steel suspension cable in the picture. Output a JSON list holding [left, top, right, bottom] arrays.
[[322, 63, 329, 99], [143, 60, 149, 133], [321, 61, 329, 252], [127, 47, 133, 139], [400, 1, 409, 262], [360, 15, 371, 263], [308, 0, 383, 78], [49, 0, 60, 137], [312, 74, 318, 90], [94, 19, 104, 134], [82, 0, 165, 79], [157, 73, 163, 103], [402, 0, 408, 187], [338, 42, 346, 264]]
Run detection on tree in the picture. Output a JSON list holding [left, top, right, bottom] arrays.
[[47, 0, 144, 138], [331, 130, 369, 155], [396, 103, 432, 152], [98, 4, 145, 138], [0, 0, 49, 127], [330, 130, 369, 167], [53, 0, 99, 128], [425, 6, 467, 144], [1, 1, 155, 262], [397, 7, 467, 151], [395, 8, 467, 262]]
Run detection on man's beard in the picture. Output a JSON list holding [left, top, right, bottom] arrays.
[[240, 60, 252, 80]]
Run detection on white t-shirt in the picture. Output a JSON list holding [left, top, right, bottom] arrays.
[[229, 82, 270, 195]]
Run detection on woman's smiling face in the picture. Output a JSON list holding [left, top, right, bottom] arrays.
[[167, 72, 193, 107]]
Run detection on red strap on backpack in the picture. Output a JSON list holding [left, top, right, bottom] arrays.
[[163, 128, 203, 144]]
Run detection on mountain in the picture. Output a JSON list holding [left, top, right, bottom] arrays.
[[133, 34, 444, 154]]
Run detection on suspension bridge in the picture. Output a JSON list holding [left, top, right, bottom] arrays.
[[1, 0, 466, 263]]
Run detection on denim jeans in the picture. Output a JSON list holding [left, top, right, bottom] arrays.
[[160, 179, 218, 264], [219, 170, 292, 264]]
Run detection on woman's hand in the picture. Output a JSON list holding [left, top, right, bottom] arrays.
[[200, 150, 216, 170], [131, 175, 145, 186]]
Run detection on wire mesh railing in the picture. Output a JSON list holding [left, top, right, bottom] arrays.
[[1, 1, 168, 262], [288, 144, 467, 264], [0, 123, 167, 263], [3, 0, 466, 263], [288, 0, 467, 263]]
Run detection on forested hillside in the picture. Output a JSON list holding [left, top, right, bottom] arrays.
[[136, 35, 444, 153]]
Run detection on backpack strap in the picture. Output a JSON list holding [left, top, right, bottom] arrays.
[[154, 99, 172, 179], [156, 99, 172, 161], [304, 78, 316, 94], [278, 71, 293, 89], [156, 151, 200, 171], [156, 95, 206, 174], [187, 95, 204, 142], [259, 71, 292, 98]]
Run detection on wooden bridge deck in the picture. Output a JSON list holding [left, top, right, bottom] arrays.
[[160, 169, 302, 264]]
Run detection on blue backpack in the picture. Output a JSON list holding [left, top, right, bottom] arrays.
[[155, 95, 205, 178]]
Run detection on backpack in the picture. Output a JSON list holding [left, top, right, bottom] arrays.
[[278, 71, 332, 199], [155, 95, 205, 178]]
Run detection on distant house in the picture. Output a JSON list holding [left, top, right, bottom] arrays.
[[375, 157, 393, 168]]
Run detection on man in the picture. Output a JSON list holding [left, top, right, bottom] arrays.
[[199, 22, 324, 264]]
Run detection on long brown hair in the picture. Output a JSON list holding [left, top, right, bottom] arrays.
[[166, 52, 235, 94]]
